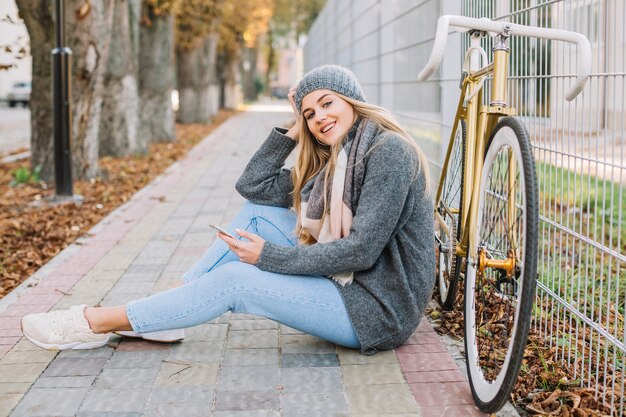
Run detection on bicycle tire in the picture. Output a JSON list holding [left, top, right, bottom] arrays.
[[464, 116, 538, 413], [435, 120, 466, 309]]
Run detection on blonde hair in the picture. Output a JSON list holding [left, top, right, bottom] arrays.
[[291, 93, 431, 244]]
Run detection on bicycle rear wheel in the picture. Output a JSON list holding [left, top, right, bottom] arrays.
[[435, 120, 465, 309], [464, 117, 538, 413]]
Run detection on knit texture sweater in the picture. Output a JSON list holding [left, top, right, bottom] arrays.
[[235, 127, 436, 354]]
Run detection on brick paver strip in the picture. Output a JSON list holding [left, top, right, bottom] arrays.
[[0, 104, 508, 416]]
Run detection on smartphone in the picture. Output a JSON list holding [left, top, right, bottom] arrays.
[[209, 224, 236, 239]]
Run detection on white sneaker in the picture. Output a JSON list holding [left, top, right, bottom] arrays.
[[114, 328, 185, 343], [21, 305, 111, 350]]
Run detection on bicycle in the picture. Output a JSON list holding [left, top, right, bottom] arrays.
[[417, 15, 591, 413]]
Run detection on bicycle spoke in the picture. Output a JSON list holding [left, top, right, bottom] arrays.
[[481, 205, 524, 258], [480, 208, 524, 259], [443, 140, 463, 206], [479, 150, 524, 256]]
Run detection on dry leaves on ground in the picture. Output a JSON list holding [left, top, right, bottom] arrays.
[[524, 388, 613, 417], [428, 283, 620, 417], [0, 110, 236, 299]]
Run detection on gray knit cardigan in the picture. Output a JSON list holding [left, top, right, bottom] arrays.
[[235, 127, 435, 354]]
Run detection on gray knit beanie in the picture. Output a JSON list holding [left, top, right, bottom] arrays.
[[295, 65, 366, 114]]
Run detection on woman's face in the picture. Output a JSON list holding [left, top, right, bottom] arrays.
[[301, 89, 355, 147]]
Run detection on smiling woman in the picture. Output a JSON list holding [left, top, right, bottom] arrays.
[[22, 65, 436, 356], [301, 90, 355, 146]]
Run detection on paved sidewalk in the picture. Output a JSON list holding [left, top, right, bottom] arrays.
[[0, 103, 495, 417]]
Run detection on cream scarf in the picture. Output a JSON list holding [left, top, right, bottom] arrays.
[[300, 119, 379, 286]]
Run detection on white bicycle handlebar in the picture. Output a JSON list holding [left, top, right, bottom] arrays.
[[417, 15, 592, 101]]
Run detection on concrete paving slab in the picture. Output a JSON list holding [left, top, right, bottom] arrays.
[[213, 390, 279, 412], [0, 395, 21, 417], [280, 367, 343, 394], [222, 348, 279, 367], [94, 368, 159, 389], [184, 323, 228, 342], [106, 350, 168, 369], [281, 334, 336, 354], [167, 340, 224, 362], [342, 363, 406, 386], [0, 363, 48, 383], [280, 391, 348, 415], [154, 362, 218, 387], [345, 384, 419, 414], [226, 329, 278, 349], [41, 357, 109, 378], [10, 387, 90, 417], [282, 353, 340, 368], [0, 384, 30, 395], [32, 376, 96, 388], [213, 411, 279, 417], [79, 388, 151, 413], [229, 319, 278, 331], [217, 365, 280, 392]]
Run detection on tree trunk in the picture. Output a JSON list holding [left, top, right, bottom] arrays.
[[240, 46, 258, 101], [217, 52, 227, 109], [99, 0, 143, 156], [176, 34, 219, 123], [66, 1, 115, 179], [265, 28, 275, 97], [15, 0, 55, 180], [221, 54, 241, 109], [16, 0, 114, 180], [138, 6, 175, 143]]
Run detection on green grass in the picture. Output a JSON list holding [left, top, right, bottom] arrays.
[[536, 161, 625, 252], [10, 165, 41, 187], [534, 161, 625, 329]]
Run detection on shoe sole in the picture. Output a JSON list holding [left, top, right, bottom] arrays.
[[21, 320, 110, 351], [114, 331, 184, 343], [142, 335, 184, 343], [22, 332, 110, 351]]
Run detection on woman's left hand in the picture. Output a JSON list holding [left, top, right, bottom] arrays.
[[285, 87, 302, 141], [217, 229, 265, 264]]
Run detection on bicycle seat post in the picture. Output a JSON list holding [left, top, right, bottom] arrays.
[[491, 24, 511, 108]]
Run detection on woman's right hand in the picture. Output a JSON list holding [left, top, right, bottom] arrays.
[[286, 87, 301, 141]]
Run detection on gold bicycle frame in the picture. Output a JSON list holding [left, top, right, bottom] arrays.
[[434, 32, 517, 275]]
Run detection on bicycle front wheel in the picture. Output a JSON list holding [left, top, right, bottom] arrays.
[[464, 117, 538, 413], [435, 120, 465, 309]]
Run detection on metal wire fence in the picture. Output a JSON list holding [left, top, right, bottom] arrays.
[[463, 1, 625, 413], [305, 0, 625, 413]]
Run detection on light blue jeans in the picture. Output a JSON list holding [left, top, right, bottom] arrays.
[[126, 202, 361, 349]]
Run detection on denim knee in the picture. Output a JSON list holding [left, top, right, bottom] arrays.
[[200, 262, 268, 312]]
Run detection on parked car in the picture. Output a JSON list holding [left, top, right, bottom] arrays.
[[7, 81, 31, 107], [270, 86, 289, 99]]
